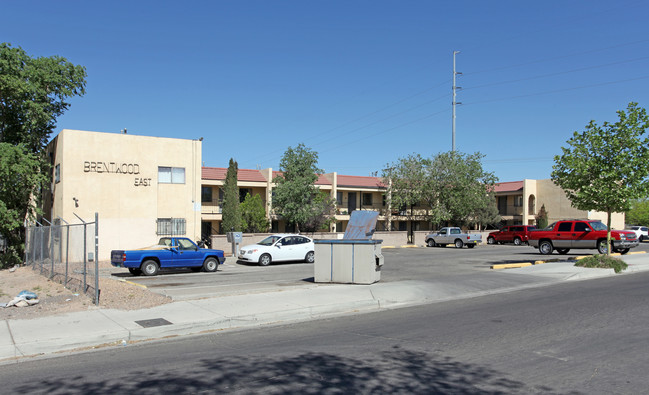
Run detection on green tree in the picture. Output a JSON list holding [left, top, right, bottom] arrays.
[[382, 154, 433, 228], [471, 200, 501, 230], [626, 199, 649, 226], [302, 192, 336, 233], [1, 43, 87, 151], [0, 43, 86, 266], [535, 204, 549, 229], [221, 158, 241, 233], [0, 144, 48, 266], [552, 102, 649, 254], [433, 151, 499, 227], [240, 193, 270, 233], [273, 144, 334, 233], [383, 151, 498, 228]]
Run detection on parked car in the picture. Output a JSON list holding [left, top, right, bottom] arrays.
[[425, 227, 482, 248], [238, 234, 315, 266], [111, 237, 226, 276], [487, 225, 536, 246], [528, 220, 638, 255], [628, 226, 649, 242]]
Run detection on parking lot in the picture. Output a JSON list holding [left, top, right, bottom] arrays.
[[110, 242, 649, 301]]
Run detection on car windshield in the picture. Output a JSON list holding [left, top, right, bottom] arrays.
[[544, 222, 557, 231], [590, 221, 608, 231], [258, 235, 282, 246]]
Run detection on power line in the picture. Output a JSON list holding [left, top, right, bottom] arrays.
[[318, 108, 451, 156], [464, 56, 649, 91], [247, 79, 451, 166], [463, 74, 649, 106], [463, 39, 649, 77]]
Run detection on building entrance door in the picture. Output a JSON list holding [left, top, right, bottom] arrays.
[[347, 192, 357, 213]]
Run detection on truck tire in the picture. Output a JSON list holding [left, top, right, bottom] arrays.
[[597, 240, 608, 255], [427, 239, 436, 247], [539, 240, 553, 255], [128, 268, 141, 276], [487, 236, 495, 245], [203, 257, 218, 272], [557, 248, 570, 255], [466, 244, 475, 249], [617, 248, 630, 254], [454, 239, 464, 248], [141, 260, 159, 276], [513, 237, 522, 246]]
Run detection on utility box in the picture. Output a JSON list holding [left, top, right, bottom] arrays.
[[314, 210, 383, 284]]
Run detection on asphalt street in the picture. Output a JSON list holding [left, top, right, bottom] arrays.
[[4, 269, 649, 394]]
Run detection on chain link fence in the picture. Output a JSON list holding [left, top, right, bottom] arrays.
[[24, 213, 99, 305]]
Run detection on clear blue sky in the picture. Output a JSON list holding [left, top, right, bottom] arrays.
[[3, 1, 648, 182]]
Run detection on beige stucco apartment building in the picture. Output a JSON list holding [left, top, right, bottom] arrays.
[[495, 179, 625, 229], [201, 169, 389, 235], [42, 129, 625, 259], [44, 129, 203, 260]]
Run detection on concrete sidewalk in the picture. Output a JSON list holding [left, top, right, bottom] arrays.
[[1, 253, 648, 362]]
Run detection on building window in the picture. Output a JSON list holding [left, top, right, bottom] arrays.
[[156, 218, 186, 235], [498, 196, 507, 215], [158, 167, 185, 184], [239, 188, 251, 203], [201, 186, 213, 203], [362, 193, 373, 206], [514, 195, 523, 207], [528, 195, 536, 215], [336, 191, 343, 205], [54, 164, 61, 183]]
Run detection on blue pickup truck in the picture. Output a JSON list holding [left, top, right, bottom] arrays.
[[111, 237, 226, 276]]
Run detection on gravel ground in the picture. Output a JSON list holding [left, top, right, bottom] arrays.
[[0, 261, 171, 321]]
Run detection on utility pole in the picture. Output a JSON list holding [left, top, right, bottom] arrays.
[[452, 50, 462, 152]]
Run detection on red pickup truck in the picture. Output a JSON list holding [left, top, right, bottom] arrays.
[[528, 220, 638, 255], [487, 225, 536, 246]]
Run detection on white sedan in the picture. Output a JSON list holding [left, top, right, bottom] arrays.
[[629, 226, 649, 242], [238, 234, 315, 266]]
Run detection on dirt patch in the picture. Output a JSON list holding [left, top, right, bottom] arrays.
[[0, 262, 171, 321]]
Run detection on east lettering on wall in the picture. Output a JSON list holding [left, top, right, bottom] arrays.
[[83, 161, 152, 187]]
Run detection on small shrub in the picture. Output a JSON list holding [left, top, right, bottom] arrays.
[[0, 246, 22, 269], [574, 254, 628, 273]]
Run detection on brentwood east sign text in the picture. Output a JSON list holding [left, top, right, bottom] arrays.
[[83, 161, 152, 186]]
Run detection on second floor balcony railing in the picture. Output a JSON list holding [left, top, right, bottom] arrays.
[[202, 199, 222, 214], [498, 206, 524, 216]]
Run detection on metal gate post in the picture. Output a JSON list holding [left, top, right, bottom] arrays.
[[58, 217, 70, 287], [74, 213, 88, 292], [39, 225, 44, 274], [94, 212, 99, 305], [83, 221, 87, 292]]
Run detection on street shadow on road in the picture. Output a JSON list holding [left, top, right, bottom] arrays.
[[12, 345, 578, 394]]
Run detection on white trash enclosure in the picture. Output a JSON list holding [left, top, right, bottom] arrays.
[[313, 211, 384, 284]]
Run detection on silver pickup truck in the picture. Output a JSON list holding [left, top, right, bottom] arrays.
[[425, 227, 482, 248]]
